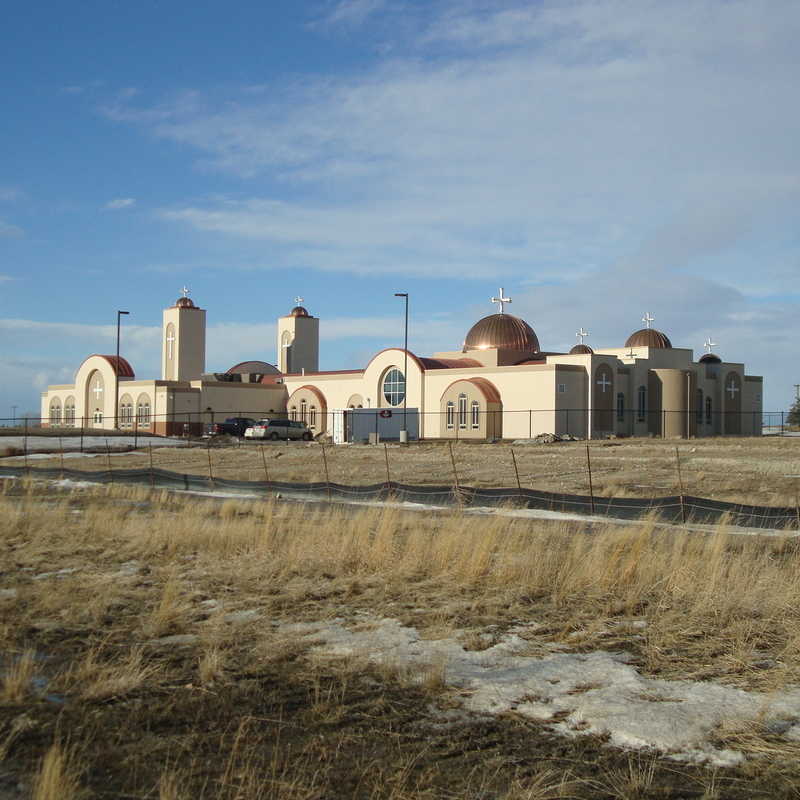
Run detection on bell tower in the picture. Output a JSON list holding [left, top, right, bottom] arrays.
[[162, 288, 206, 381], [277, 299, 319, 374]]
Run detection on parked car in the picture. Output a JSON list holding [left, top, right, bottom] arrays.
[[206, 417, 258, 437], [244, 418, 313, 441]]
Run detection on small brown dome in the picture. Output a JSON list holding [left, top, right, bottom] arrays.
[[625, 328, 672, 349], [699, 352, 721, 364], [290, 306, 309, 317], [175, 296, 195, 308], [569, 344, 594, 355], [463, 313, 540, 353]]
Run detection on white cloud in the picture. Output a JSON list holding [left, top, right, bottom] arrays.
[[0, 274, 12, 283], [0, 220, 23, 238], [105, 197, 136, 210], [0, 187, 21, 203], [319, 0, 389, 27]]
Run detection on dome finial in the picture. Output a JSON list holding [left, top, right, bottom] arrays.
[[642, 311, 655, 329], [491, 288, 512, 314], [294, 295, 304, 305], [703, 336, 717, 353], [181, 286, 190, 298], [576, 327, 590, 345]]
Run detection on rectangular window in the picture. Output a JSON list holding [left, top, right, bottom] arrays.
[[471, 402, 480, 429], [446, 402, 454, 430], [557, 383, 566, 394], [458, 395, 467, 429]]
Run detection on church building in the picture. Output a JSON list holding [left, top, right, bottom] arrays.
[[40, 289, 763, 440]]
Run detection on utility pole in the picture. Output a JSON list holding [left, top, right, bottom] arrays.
[[115, 310, 130, 429], [394, 292, 409, 444], [795, 384, 800, 401], [11, 405, 17, 427]]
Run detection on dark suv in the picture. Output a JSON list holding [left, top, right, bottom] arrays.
[[206, 417, 258, 437]]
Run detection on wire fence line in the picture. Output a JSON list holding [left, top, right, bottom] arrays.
[[0, 406, 792, 441]]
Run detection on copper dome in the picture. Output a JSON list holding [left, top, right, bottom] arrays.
[[624, 328, 672, 349], [175, 296, 196, 308], [463, 314, 540, 353], [290, 305, 309, 317], [569, 343, 594, 355], [699, 352, 721, 364]]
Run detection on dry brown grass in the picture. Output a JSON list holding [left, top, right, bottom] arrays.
[[67, 644, 160, 701], [1, 650, 36, 704], [31, 743, 82, 800]]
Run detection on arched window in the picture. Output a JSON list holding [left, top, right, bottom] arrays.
[[93, 409, 103, 425], [136, 396, 151, 427], [616, 392, 625, 422], [382, 368, 406, 407], [290, 405, 297, 421], [64, 398, 75, 427], [458, 393, 467, 429], [696, 389, 704, 424], [309, 405, 317, 428], [49, 400, 62, 426], [637, 386, 646, 422], [120, 396, 134, 428], [446, 401, 455, 430], [705, 396, 712, 426], [300, 399, 307, 422], [471, 400, 480, 429]]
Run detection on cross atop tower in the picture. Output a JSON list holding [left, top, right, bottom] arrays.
[[576, 327, 589, 344], [491, 288, 511, 314], [294, 296, 304, 305], [703, 337, 717, 354], [642, 312, 655, 329], [180, 286, 190, 298]]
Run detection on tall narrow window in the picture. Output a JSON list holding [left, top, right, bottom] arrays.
[[64, 401, 75, 427], [446, 401, 455, 429], [616, 392, 625, 422], [290, 405, 297, 421], [300, 399, 307, 422], [309, 405, 316, 428], [471, 401, 480, 429], [458, 393, 467, 429], [637, 386, 646, 422], [705, 396, 712, 426], [697, 389, 704, 424]]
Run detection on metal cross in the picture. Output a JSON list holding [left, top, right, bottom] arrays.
[[727, 377, 740, 399], [166, 330, 175, 360], [294, 296, 304, 305], [703, 337, 716, 354], [626, 347, 637, 359], [180, 286, 190, 298], [491, 288, 511, 314], [642, 312, 655, 329], [93, 379, 103, 400], [576, 327, 589, 344], [597, 373, 611, 392]]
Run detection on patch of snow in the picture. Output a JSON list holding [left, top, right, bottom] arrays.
[[0, 588, 18, 600], [280, 617, 800, 766], [0, 435, 188, 454], [33, 567, 81, 581], [146, 634, 199, 647], [4, 451, 141, 461]]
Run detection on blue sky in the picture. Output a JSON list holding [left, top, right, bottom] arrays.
[[2, 0, 799, 418]]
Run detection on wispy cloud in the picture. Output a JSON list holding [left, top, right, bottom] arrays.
[[0, 220, 23, 238], [0, 275, 12, 283], [105, 197, 136, 210], [0, 187, 22, 203], [323, 0, 388, 26]]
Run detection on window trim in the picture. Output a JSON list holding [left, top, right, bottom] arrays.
[[446, 400, 455, 430]]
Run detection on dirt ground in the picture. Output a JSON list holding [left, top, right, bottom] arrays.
[[5, 435, 800, 506]]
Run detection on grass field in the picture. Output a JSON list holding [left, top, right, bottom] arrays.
[[4, 476, 800, 798], [3, 435, 800, 506]]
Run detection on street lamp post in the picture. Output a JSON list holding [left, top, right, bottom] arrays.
[[11, 405, 17, 427], [115, 310, 130, 429], [394, 293, 409, 444]]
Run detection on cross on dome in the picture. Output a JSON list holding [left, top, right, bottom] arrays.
[[642, 312, 655, 329], [491, 288, 512, 314], [703, 337, 717, 353], [576, 327, 589, 344], [180, 286, 190, 298], [294, 296, 304, 305]]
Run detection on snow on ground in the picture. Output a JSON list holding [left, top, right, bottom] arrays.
[[284, 617, 800, 766], [4, 451, 142, 461], [0, 435, 188, 454]]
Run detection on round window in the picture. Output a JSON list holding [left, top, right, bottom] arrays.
[[382, 368, 406, 406]]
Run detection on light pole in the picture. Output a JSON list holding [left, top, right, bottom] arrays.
[[11, 405, 17, 427], [115, 310, 130, 429], [394, 293, 409, 444]]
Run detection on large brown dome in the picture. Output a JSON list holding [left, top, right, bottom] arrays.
[[569, 343, 594, 355], [625, 328, 672, 349], [463, 314, 540, 353]]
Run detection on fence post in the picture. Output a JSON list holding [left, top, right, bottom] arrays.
[[133, 420, 138, 450], [448, 441, 461, 502], [80, 420, 84, 453], [59, 437, 64, 479], [23, 417, 28, 463], [149, 444, 155, 489], [321, 443, 331, 501], [259, 445, 270, 485], [106, 441, 113, 485], [675, 446, 687, 524], [795, 485, 800, 531], [529, 409, 532, 438], [510, 447, 522, 500], [585, 444, 595, 515], [206, 441, 214, 488], [384, 442, 391, 486]]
